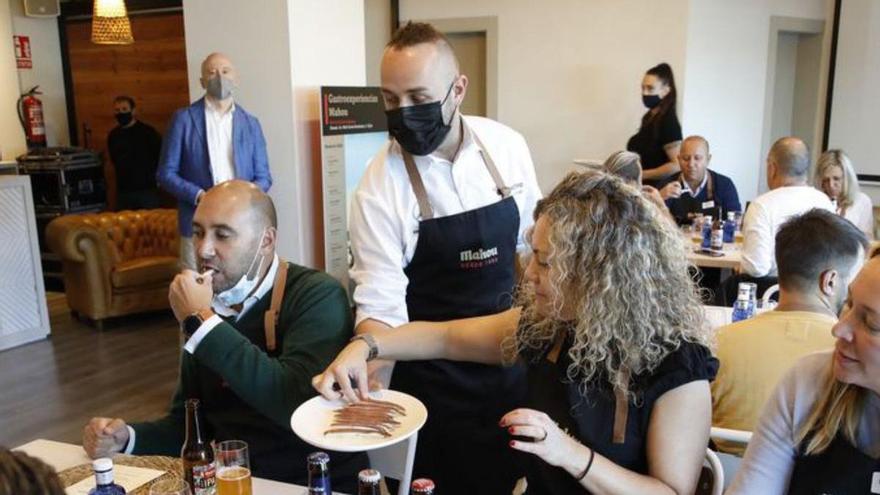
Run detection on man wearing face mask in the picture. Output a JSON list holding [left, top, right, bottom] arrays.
[[107, 95, 162, 210], [81, 180, 367, 491], [711, 209, 868, 454], [348, 22, 542, 493], [157, 52, 272, 269]]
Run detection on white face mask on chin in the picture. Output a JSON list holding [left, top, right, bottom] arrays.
[[215, 231, 267, 307]]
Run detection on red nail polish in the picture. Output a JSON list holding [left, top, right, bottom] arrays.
[[509, 440, 515, 447]]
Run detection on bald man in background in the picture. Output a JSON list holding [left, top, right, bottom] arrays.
[[740, 137, 835, 278], [83, 180, 366, 491], [157, 53, 272, 269], [347, 21, 542, 493]]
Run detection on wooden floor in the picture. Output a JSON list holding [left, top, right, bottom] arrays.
[[0, 293, 181, 448]]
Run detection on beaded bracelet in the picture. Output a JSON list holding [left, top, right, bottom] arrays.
[[577, 447, 596, 481]]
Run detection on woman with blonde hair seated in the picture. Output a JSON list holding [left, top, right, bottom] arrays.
[[315, 170, 717, 494], [815, 149, 875, 238], [728, 250, 880, 494]]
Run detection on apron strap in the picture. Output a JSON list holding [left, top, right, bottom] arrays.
[[263, 258, 289, 352], [402, 151, 435, 220], [399, 122, 512, 221], [612, 371, 631, 444], [706, 172, 714, 201], [470, 131, 512, 198]]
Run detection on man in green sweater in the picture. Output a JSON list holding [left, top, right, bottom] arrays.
[[83, 180, 367, 490]]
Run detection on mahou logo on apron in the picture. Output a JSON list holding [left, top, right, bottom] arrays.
[[460, 246, 499, 269]]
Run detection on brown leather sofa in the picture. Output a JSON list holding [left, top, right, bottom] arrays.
[[46, 209, 179, 329]]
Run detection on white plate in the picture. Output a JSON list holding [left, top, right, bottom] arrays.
[[290, 390, 427, 452]]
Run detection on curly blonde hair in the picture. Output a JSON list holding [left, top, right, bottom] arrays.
[[505, 170, 710, 397]]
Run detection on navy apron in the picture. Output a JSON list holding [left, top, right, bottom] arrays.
[[391, 127, 526, 494], [787, 433, 880, 495], [668, 172, 720, 225]]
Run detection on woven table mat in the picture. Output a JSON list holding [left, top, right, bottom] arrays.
[[59, 455, 182, 494]]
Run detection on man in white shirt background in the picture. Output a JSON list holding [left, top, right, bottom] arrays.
[[719, 136, 837, 303], [348, 21, 542, 494], [157, 53, 272, 269]]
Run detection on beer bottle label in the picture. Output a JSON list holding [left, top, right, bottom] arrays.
[[192, 462, 217, 495]]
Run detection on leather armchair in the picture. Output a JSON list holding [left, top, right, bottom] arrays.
[[46, 209, 179, 328]]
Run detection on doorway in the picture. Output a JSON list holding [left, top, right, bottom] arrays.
[[420, 16, 498, 120], [446, 31, 487, 117], [760, 17, 825, 193]]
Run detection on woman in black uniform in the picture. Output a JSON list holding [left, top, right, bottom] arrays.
[[316, 170, 717, 495], [627, 63, 682, 187]]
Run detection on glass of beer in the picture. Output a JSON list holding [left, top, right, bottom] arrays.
[[149, 479, 190, 495], [215, 440, 252, 495]]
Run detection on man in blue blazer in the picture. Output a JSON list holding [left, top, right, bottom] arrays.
[[157, 52, 272, 268]]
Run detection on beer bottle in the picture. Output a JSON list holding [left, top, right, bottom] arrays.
[[181, 399, 216, 495], [88, 458, 126, 494], [357, 469, 381, 495], [411, 478, 435, 494], [307, 452, 332, 494]]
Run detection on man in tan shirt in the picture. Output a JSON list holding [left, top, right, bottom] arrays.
[[711, 209, 868, 454]]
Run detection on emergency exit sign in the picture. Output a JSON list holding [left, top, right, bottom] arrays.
[[14, 35, 32, 69]]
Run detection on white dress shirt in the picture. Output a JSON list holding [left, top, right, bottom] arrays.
[[842, 191, 875, 239], [124, 254, 280, 454], [205, 101, 236, 185], [680, 171, 709, 197], [741, 186, 835, 277], [349, 115, 542, 328]]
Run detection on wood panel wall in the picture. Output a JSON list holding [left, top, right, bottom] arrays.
[[65, 12, 189, 209]]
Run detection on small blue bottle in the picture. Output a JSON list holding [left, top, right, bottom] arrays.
[[88, 458, 126, 495], [723, 211, 736, 243], [701, 216, 713, 250], [307, 452, 332, 494], [731, 283, 752, 322]]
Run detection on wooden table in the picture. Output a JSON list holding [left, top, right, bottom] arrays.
[[14, 439, 328, 494], [686, 242, 742, 270]]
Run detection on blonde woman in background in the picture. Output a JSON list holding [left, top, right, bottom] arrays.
[[315, 171, 717, 495], [729, 250, 880, 494], [815, 149, 875, 238]]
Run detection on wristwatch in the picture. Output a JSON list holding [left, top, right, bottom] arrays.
[[350, 334, 379, 361], [182, 309, 214, 339]]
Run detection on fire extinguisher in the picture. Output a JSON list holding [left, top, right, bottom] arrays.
[[17, 85, 47, 149]]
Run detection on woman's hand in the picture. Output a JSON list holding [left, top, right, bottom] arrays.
[[311, 340, 372, 402], [501, 408, 590, 472]]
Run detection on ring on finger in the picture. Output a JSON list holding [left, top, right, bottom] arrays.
[[537, 428, 548, 442]]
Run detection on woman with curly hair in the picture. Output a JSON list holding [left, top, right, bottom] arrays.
[[314, 170, 717, 494]]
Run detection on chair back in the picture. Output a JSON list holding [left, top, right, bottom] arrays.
[[695, 448, 724, 495], [367, 433, 418, 495]]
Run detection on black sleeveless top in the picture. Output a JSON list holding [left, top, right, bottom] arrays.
[[521, 338, 718, 494]]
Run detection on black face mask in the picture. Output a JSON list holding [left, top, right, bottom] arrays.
[[115, 112, 133, 126], [642, 94, 662, 109], [385, 80, 457, 156]]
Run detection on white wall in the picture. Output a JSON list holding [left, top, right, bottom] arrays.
[[398, 0, 830, 200], [400, 0, 690, 193], [8, 0, 69, 150], [183, 0, 365, 267], [681, 0, 828, 202], [770, 33, 798, 143], [364, 0, 390, 86], [0, 1, 27, 159]]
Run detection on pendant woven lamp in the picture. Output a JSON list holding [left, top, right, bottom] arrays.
[[91, 0, 134, 45]]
